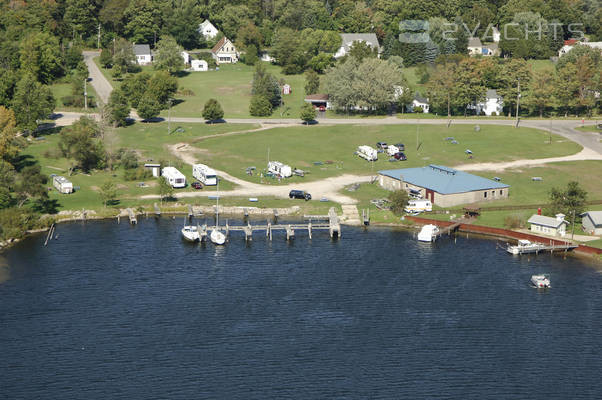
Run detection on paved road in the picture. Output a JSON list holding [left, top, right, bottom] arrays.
[[83, 51, 113, 104]]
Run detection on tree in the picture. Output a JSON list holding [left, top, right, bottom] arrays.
[[12, 74, 55, 132], [549, 181, 587, 239], [426, 62, 457, 116], [497, 59, 531, 117], [158, 176, 173, 205], [163, 1, 202, 50], [64, 0, 97, 38], [112, 38, 136, 72], [202, 99, 224, 122], [249, 95, 272, 117], [153, 35, 185, 74], [99, 181, 117, 207], [304, 70, 320, 95], [107, 88, 130, 127], [347, 41, 378, 62], [59, 116, 105, 172], [271, 27, 306, 74], [554, 63, 579, 117], [15, 165, 47, 208], [242, 45, 259, 66], [307, 53, 335, 74], [300, 103, 316, 124], [323, 59, 360, 112], [251, 64, 281, 108], [18, 32, 63, 84], [137, 93, 162, 121], [147, 71, 178, 105], [388, 190, 409, 216], [99, 48, 113, 68], [525, 71, 555, 117], [0, 106, 19, 161], [123, 0, 161, 44], [121, 72, 151, 108]]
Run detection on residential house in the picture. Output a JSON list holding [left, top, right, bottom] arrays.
[[378, 164, 510, 207], [304, 94, 330, 110], [559, 42, 602, 57], [527, 214, 569, 237], [198, 20, 219, 39], [468, 37, 483, 56], [334, 33, 380, 58], [133, 44, 152, 65], [190, 59, 208, 71], [211, 37, 238, 64], [474, 89, 503, 116], [482, 42, 499, 56], [581, 211, 602, 235], [406, 93, 429, 113]]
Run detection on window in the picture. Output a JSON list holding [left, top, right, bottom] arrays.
[[484, 192, 487, 198], [492, 191, 495, 196], [500, 190, 503, 195]]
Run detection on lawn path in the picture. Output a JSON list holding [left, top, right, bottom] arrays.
[[456, 148, 602, 172]]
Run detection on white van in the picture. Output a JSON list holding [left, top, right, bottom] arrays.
[[192, 164, 217, 185], [357, 145, 378, 161], [267, 161, 292, 178], [53, 176, 73, 194], [161, 167, 186, 188], [404, 199, 433, 213]]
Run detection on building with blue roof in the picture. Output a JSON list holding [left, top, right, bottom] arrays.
[[378, 165, 510, 207]]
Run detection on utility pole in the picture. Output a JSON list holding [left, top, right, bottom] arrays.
[[515, 77, 521, 128], [167, 98, 173, 134], [549, 117, 552, 144], [97, 24, 101, 49], [84, 78, 88, 110]]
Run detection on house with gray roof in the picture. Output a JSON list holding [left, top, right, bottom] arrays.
[[334, 33, 380, 58], [133, 44, 152, 65], [528, 214, 568, 237], [378, 164, 509, 207], [468, 37, 483, 56], [581, 211, 602, 235], [407, 92, 430, 113]]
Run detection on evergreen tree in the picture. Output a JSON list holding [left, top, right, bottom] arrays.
[[249, 95, 272, 117], [202, 99, 224, 122]]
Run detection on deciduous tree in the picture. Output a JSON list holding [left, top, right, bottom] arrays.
[[137, 93, 162, 121], [304, 70, 320, 95], [0, 106, 19, 161], [59, 116, 105, 172], [99, 181, 118, 207], [12, 74, 55, 132], [202, 99, 224, 122], [300, 103, 316, 124], [107, 88, 131, 127], [153, 35, 185, 74]]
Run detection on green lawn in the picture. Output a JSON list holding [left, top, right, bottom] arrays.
[[194, 123, 581, 184], [575, 125, 601, 133], [527, 59, 555, 73], [50, 82, 100, 110]]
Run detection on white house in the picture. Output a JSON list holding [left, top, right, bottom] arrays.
[[406, 93, 429, 113], [581, 211, 602, 235], [468, 37, 483, 56], [133, 44, 152, 65], [334, 33, 380, 59], [492, 27, 501, 43], [211, 37, 238, 64], [198, 20, 218, 39], [304, 94, 331, 110], [559, 42, 602, 57], [528, 214, 569, 237], [181, 50, 190, 65], [475, 89, 503, 116], [190, 59, 208, 71], [482, 43, 499, 56]]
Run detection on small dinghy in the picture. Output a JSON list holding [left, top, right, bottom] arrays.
[[531, 274, 551, 289]]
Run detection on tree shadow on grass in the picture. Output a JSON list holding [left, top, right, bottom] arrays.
[[174, 71, 190, 78], [12, 154, 37, 172], [32, 199, 61, 214], [107, 199, 120, 207]]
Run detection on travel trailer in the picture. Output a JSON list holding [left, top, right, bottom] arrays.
[[53, 176, 73, 194], [192, 164, 217, 185], [386, 145, 400, 156], [357, 145, 378, 161], [161, 167, 186, 188], [404, 199, 433, 213], [267, 161, 292, 178]]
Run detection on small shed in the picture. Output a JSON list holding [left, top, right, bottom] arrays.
[[144, 163, 161, 177], [191, 59, 208, 71], [528, 214, 568, 237], [282, 84, 292, 95], [581, 211, 602, 235], [133, 44, 152, 65]]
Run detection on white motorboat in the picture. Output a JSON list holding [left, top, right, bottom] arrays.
[[507, 239, 545, 255], [531, 274, 551, 288], [417, 224, 439, 242], [181, 225, 200, 242], [210, 229, 226, 245]]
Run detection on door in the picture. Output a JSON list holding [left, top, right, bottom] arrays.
[[426, 189, 434, 203]]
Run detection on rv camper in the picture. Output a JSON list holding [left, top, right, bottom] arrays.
[[161, 167, 186, 188], [267, 161, 292, 178], [386, 145, 400, 156], [404, 199, 433, 213], [53, 175, 73, 194], [357, 145, 378, 161], [192, 164, 217, 185]]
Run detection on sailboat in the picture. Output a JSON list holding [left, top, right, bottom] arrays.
[[210, 180, 226, 245], [181, 218, 200, 242]]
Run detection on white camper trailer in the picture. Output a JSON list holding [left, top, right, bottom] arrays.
[[404, 199, 433, 213], [357, 145, 378, 161], [161, 167, 186, 188], [267, 161, 292, 178], [53, 175, 73, 194], [386, 145, 400, 156], [192, 164, 217, 185]]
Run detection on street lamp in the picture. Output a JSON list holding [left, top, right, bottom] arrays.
[[167, 98, 174, 134]]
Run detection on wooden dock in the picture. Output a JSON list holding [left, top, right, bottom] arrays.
[[436, 222, 462, 238], [222, 207, 341, 241], [512, 243, 578, 255]]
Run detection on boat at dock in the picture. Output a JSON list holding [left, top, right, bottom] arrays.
[[181, 225, 200, 242], [506, 239, 545, 255], [210, 181, 226, 245], [417, 224, 440, 242], [531, 274, 551, 288]]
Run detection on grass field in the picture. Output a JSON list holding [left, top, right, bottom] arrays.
[[575, 125, 601, 133], [194, 123, 581, 184], [50, 82, 100, 110]]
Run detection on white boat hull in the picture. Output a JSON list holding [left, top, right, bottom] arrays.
[[210, 229, 226, 245], [531, 274, 551, 288], [417, 225, 439, 242], [181, 226, 200, 242]]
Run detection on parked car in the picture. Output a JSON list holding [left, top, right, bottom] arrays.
[[289, 190, 312, 201], [393, 152, 407, 161], [191, 181, 203, 189], [376, 142, 388, 150], [394, 143, 405, 151], [318, 105, 326, 112]]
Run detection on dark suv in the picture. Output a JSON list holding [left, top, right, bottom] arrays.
[[289, 190, 312, 201], [393, 152, 407, 161]]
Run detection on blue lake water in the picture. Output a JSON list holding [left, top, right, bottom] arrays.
[[1, 218, 601, 399]]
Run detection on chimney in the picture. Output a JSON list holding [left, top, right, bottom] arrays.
[[555, 213, 565, 222]]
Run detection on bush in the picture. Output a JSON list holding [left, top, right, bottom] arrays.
[[178, 88, 195, 96], [504, 215, 525, 229], [388, 190, 409, 216], [249, 95, 272, 116], [123, 167, 152, 181], [202, 98, 224, 122], [137, 94, 162, 121], [413, 106, 423, 113], [119, 150, 139, 170], [61, 95, 96, 108]]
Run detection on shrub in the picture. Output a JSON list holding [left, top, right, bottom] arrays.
[[504, 215, 525, 229], [202, 98, 224, 122], [388, 190, 409, 216], [123, 167, 152, 181], [178, 88, 195, 96], [249, 95, 272, 116], [413, 106, 423, 113]]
